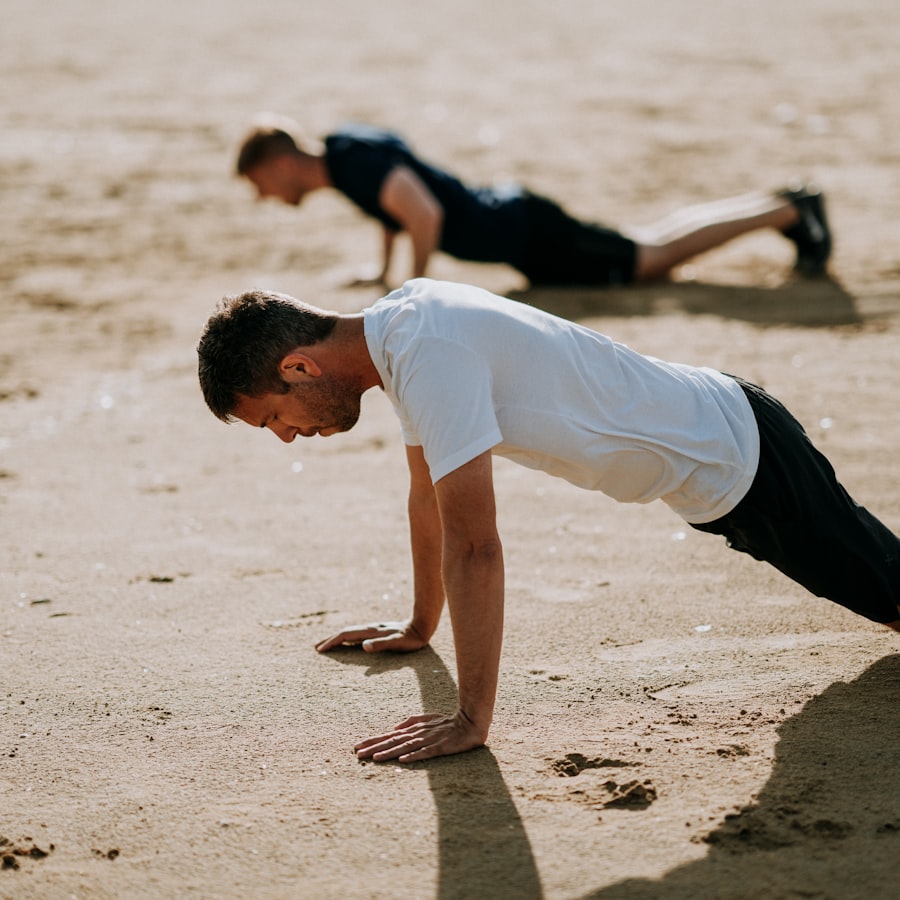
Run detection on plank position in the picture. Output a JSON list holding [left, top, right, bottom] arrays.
[[197, 279, 898, 761], [236, 116, 831, 287]]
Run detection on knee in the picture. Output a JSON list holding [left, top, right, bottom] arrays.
[[633, 244, 671, 282]]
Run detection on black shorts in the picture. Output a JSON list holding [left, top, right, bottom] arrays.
[[691, 377, 900, 624], [516, 193, 637, 287]]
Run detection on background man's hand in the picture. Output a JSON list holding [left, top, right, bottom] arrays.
[[354, 710, 486, 762], [315, 620, 428, 654]]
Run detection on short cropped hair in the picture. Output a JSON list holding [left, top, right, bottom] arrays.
[[197, 290, 338, 422], [235, 126, 300, 176]]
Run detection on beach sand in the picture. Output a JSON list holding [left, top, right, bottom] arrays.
[[2, 0, 900, 896]]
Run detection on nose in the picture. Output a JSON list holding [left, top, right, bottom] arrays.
[[269, 422, 297, 443]]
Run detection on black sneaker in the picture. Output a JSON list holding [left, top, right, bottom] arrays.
[[778, 183, 832, 276]]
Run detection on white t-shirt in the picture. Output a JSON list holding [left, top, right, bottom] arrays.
[[363, 279, 760, 524]]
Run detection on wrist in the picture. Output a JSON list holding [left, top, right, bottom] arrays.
[[408, 617, 436, 644], [407, 619, 430, 642], [458, 703, 492, 739]]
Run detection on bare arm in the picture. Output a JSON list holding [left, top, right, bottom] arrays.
[[379, 226, 396, 283], [314, 444, 445, 654], [379, 165, 445, 279], [355, 450, 503, 761], [435, 450, 504, 734], [405, 444, 446, 641]]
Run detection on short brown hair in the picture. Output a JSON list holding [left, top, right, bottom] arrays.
[[235, 125, 300, 176], [197, 290, 337, 422]]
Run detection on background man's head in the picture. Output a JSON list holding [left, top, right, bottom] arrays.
[[235, 114, 309, 204]]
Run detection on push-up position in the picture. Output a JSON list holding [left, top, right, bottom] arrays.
[[236, 116, 831, 287], [197, 279, 897, 762]]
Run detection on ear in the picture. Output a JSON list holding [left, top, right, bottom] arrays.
[[278, 350, 322, 383]]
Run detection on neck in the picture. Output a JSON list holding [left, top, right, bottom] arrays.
[[331, 315, 382, 390], [296, 152, 332, 190]]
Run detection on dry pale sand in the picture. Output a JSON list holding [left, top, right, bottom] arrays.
[[2, 1, 900, 897]]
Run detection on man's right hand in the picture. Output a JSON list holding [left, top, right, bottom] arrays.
[[315, 620, 429, 654]]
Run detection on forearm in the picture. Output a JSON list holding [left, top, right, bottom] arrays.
[[378, 166, 444, 280], [352, 451, 501, 762], [441, 538, 505, 734], [408, 487, 446, 641], [379, 227, 396, 282], [409, 220, 440, 279]]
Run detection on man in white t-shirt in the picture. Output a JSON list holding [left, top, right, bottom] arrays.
[[197, 278, 900, 762]]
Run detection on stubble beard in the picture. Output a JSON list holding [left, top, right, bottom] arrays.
[[290, 377, 361, 434]]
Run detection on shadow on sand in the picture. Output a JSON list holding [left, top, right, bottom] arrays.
[[326, 650, 900, 898], [327, 647, 544, 899], [510, 276, 860, 328], [583, 654, 900, 899]]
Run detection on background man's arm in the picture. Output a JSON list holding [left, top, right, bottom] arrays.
[[378, 226, 396, 284], [379, 166, 444, 279]]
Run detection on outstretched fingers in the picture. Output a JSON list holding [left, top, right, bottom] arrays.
[[315, 626, 381, 653], [315, 620, 429, 654], [354, 712, 485, 762]]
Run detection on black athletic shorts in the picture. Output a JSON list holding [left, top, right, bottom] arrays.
[[691, 377, 900, 624], [516, 193, 638, 287]]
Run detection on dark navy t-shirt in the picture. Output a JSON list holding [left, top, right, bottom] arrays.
[[323, 123, 528, 267]]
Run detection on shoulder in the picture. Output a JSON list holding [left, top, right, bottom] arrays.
[[326, 123, 408, 154], [364, 281, 458, 347]]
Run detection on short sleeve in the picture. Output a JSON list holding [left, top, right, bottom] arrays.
[[393, 338, 503, 483], [326, 138, 404, 230]]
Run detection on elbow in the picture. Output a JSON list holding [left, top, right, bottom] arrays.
[[423, 204, 444, 246], [441, 518, 503, 562], [458, 535, 504, 567], [431, 204, 445, 235], [442, 534, 504, 601]]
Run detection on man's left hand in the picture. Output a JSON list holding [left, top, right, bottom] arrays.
[[354, 710, 486, 762]]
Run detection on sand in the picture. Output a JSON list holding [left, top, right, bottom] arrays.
[[2, 0, 900, 896]]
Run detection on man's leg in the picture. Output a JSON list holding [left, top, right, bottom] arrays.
[[693, 378, 900, 628], [629, 189, 827, 281]]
